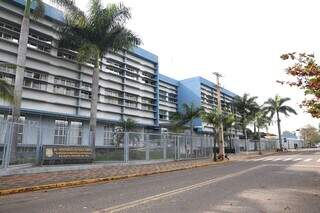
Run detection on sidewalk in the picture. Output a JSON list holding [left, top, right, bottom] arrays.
[[0, 152, 275, 196]]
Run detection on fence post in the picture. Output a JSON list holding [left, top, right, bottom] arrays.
[[124, 132, 129, 163], [163, 135, 167, 160], [178, 136, 181, 160], [35, 126, 42, 166], [3, 123, 13, 169], [145, 133, 150, 161]]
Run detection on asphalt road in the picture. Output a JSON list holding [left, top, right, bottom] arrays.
[[1, 150, 320, 213]]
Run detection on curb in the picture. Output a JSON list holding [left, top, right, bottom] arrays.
[[0, 160, 231, 196]]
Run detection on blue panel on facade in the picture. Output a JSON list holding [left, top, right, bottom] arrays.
[[159, 74, 179, 86], [199, 76, 237, 97], [11, 0, 64, 22], [178, 77, 202, 127], [130, 47, 158, 63]]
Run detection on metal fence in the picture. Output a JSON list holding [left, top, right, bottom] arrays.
[[1, 120, 214, 168], [232, 139, 278, 153]]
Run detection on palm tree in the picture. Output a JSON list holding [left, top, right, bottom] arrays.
[[264, 95, 297, 150], [233, 93, 258, 151], [114, 118, 138, 147], [58, 1, 141, 155], [255, 108, 271, 154], [11, 0, 80, 163], [0, 79, 13, 103], [201, 109, 233, 161], [171, 103, 203, 157]]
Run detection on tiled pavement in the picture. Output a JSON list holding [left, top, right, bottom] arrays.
[[0, 159, 219, 190], [0, 152, 275, 191]]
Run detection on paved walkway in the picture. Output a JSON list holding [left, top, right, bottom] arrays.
[[0, 152, 275, 192]]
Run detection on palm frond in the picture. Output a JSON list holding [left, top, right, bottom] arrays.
[[77, 43, 99, 64], [0, 79, 13, 103], [33, 0, 45, 19]]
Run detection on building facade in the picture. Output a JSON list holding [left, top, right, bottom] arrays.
[[0, 1, 238, 146]]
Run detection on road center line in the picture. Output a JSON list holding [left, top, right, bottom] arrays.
[[304, 158, 312, 162], [93, 165, 267, 213]]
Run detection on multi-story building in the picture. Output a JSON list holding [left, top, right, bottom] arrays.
[[178, 77, 237, 134], [0, 0, 159, 146], [0, 1, 239, 146], [158, 74, 178, 126]]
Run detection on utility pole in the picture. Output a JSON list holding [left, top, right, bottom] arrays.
[[212, 72, 225, 160]]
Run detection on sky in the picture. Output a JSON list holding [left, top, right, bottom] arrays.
[[46, 0, 320, 134]]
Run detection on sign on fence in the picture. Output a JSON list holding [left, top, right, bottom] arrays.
[[42, 145, 93, 164]]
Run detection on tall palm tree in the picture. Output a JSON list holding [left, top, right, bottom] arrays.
[[0, 79, 13, 103], [171, 103, 203, 157], [11, 0, 80, 163], [232, 93, 258, 151], [201, 109, 233, 161], [264, 95, 297, 150], [58, 1, 141, 155], [255, 108, 271, 154]]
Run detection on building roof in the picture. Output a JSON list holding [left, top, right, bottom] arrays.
[[159, 74, 179, 86]]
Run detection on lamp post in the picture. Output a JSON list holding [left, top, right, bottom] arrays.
[[212, 72, 225, 160]]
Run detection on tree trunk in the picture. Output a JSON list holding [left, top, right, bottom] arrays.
[[213, 131, 217, 161], [258, 127, 262, 155], [190, 121, 193, 158], [89, 54, 100, 159], [11, 0, 31, 163], [276, 111, 282, 150], [218, 124, 225, 160], [243, 127, 248, 151]]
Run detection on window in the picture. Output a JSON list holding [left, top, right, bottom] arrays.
[[142, 97, 154, 104], [54, 77, 78, 96], [81, 82, 91, 91], [58, 50, 76, 61], [142, 72, 154, 79], [105, 88, 120, 97], [81, 91, 91, 99], [5, 116, 25, 144], [124, 100, 137, 108], [168, 93, 177, 103], [24, 79, 47, 91], [54, 86, 77, 96], [54, 120, 68, 145], [141, 104, 153, 111], [126, 72, 138, 81], [126, 65, 139, 74], [125, 94, 138, 101], [0, 19, 19, 43], [25, 70, 47, 81], [69, 122, 82, 145], [27, 31, 52, 52], [159, 95, 167, 101], [104, 125, 115, 145], [143, 78, 155, 86], [106, 59, 124, 68], [0, 62, 15, 74], [159, 110, 168, 120], [55, 77, 78, 88], [0, 73, 14, 84], [103, 97, 121, 105], [107, 66, 123, 76]]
